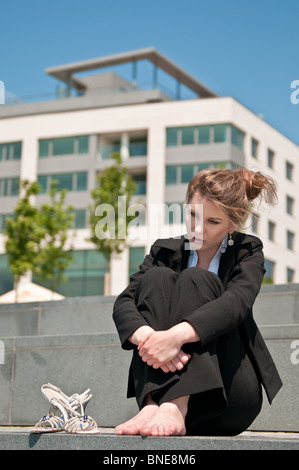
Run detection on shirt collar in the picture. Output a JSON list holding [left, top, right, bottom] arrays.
[[187, 234, 228, 271]]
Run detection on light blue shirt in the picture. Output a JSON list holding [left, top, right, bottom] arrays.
[[187, 235, 228, 275]]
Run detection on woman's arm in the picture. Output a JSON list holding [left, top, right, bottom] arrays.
[[138, 321, 199, 370]]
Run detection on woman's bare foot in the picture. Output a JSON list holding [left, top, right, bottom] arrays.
[[140, 397, 189, 436], [114, 399, 158, 435]]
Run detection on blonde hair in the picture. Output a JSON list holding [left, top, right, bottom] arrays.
[[186, 167, 278, 227]]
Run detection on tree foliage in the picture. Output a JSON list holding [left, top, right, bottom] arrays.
[[88, 153, 137, 261], [4, 179, 74, 296]]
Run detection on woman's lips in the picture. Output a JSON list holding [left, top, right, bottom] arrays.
[[190, 237, 204, 243]]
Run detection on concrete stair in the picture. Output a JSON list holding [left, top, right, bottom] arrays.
[[0, 283, 299, 450]]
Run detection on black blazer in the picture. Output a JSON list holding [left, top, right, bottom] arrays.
[[113, 231, 283, 404]]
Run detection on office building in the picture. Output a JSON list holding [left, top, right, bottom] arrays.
[[0, 48, 298, 296]]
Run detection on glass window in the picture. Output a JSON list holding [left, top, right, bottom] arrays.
[[166, 128, 178, 147], [231, 125, 244, 150], [251, 213, 259, 233], [181, 165, 194, 183], [78, 136, 89, 154], [73, 209, 86, 228], [214, 124, 227, 142], [0, 214, 13, 232], [132, 174, 146, 195], [182, 127, 195, 145], [286, 161, 293, 181], [165, 202, 184, 224], [11, 178, 19, 196], [0, 253, 14, 295], [268, 221, 275, 241], [198, 126, 210, 144], [129, 247, 145, 277], [76, 172, 87, 191], [0, 142, 22, 160], [251, 138, 259, 158], [166, 166, 178, 185], [268, 149, 275, 168], [287, 268, 295, 283], [264, 259, 275, 284], [0, 178, 19, 197], [38, 175, 48, 193], [129, 138, 147, 157], [287, 196, 294, 215], [39, 140, 51, 158], [11, 142, 22, 160], [287, 231, 295, 250], [53, 137, 75, 155], [0, 144, 6, 161], [53, 173, 73, 191], [34, 250, 106, 297]]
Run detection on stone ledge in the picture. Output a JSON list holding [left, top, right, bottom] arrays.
[[0, 427, 299, 450]]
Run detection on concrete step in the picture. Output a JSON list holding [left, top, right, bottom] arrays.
[[0, 427, 299, 450], [1, 325, 299, 433], [0, 283, 299, 339]]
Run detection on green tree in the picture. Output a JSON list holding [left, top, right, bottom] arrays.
[[36, 181, 74, 294], [88, 153, 137, 295], [4, 180, 46, 300], [4, 180, 74, 301]]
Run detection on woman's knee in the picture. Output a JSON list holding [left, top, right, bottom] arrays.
[[179, 267, 224, 294], [135, 267, 178, 299]]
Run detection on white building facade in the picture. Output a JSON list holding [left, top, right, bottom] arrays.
[[0, 48, 298, 296]]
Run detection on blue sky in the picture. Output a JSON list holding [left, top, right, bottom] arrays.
[[1, 0, 299, 144]]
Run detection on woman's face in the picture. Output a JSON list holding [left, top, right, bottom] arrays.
[[185, 192, 236, 252]]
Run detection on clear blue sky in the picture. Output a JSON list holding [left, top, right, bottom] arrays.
[[1, 0, 299, 144]]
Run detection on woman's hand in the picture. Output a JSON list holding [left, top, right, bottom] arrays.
[[138, 322, 200, 373]]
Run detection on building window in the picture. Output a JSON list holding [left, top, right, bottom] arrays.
[[287, 268, 295, 283], [0, 214, 13, 232], [268, 221, 275, 241], [165, 162, 235, 186], [129, 138, 147, 157], [267, 149, 275, 168], [132, 174, 146, 195], [165, 202, 185, 224], [182, 127, 195, 145], [38, 172, 87, 193], [0, 178, 19, 197], [39, 135, 89, 157], [181, 165, 195, 183], [287, 230, 295, 250], [0, 142, 22, 161], [129, 247, 145, 278], [251, 138, 259, 158], [231, 125, 244, 150], [264, 259, 275, 284], [166, 124, 244, 150], [33, 249, 106, 297], [286, 161, 294, 181], [286, 196, 294, 215], [0, 253, 14, 295], [213, 124, 227, 143], [166, 128, 179, 147], [251, 213, 259, 233], [198, 126, 210, 144], [73, 209, 87, 229], [166, 166, 178, 185]]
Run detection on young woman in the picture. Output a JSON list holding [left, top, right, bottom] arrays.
[[112, 168, 283, 437]]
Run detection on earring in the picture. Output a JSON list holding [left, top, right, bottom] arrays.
[[228, 233, 234, 246]]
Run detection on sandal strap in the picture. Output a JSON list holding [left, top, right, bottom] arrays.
[[64, 414, 98, 434]]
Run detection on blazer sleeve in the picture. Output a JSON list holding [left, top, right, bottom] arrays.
[[113, 246, 158, 350], [182, 237, 266, 347]]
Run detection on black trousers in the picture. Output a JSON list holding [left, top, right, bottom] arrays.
[[128, 266, 263, 436]]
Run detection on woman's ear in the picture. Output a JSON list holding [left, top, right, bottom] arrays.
[[228, 222, 237, 234]]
